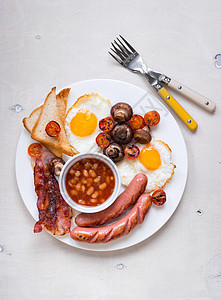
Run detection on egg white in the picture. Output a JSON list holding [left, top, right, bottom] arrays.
[[65, 93, 111, 154], [116, 137, 176, 193]]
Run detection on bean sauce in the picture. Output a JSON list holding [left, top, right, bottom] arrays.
[[65, 158, 115, 207]]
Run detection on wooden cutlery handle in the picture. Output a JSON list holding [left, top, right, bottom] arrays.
[[168, 79, 216, 112], [158, 87, 198, 131]]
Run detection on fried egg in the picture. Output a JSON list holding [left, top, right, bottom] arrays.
[[65, 93, 111, 153], [117, 137, 176, 193]]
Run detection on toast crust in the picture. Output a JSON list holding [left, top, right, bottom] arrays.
[[56, 88, 70, 126]]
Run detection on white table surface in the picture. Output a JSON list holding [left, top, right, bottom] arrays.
[[1, 1, 221, 299]]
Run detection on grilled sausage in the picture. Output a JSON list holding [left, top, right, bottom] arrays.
[[70, 193, 152, 243], [75, 173, 148, 227]]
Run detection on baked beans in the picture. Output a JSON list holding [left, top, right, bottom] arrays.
[[65, 158, 115, 207]]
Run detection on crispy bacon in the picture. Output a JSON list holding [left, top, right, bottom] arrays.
[[33, 158, 73, 236]]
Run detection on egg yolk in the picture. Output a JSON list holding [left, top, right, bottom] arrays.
[[70, 109, 97, 137], [139, 144, 161, 170]]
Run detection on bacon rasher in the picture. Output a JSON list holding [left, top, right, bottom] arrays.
[[33, 157, 73, 236]]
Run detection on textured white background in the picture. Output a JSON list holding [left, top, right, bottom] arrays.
[[1, 0, 221, 299]]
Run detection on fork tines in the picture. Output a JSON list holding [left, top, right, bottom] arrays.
[[109, 35, 136, 64]]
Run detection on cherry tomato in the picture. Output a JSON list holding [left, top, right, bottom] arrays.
[[99, 117, 115, 132], [96, 132, 111, 148], [45, 121, 61, 137], [124, 144, 140, 160], [144, 111, 160, 126], [129, 114, 145, 131], [152, 189, 166, 206], [27, 143, 43, 158]]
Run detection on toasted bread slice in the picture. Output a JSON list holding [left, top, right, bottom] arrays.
[[23, 106, 41, 133], [56, 88, 70, 126], [23, 87, 72, 157], [23, 88, 70, 132], [31, 87, 73, 156], [23, 106, 63, 157]]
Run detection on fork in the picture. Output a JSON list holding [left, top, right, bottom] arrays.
[[109, 35, 198, 131]]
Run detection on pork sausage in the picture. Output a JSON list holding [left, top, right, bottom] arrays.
[[75, 173, 148, 227], [70, 193, 152, 243]]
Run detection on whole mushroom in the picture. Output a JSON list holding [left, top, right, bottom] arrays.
[[134, 125, 152, 144], [103, 143, 124, 163], [111, 124, 133, 145], [49, 158, 65, 176], [111, 102, 133, 123]]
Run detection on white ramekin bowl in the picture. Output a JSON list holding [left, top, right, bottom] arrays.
[[59, 153, 121, 213]]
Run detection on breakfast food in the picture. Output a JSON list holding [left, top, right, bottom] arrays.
[[31, 87, 73, 156], [124, 144, 140, 160], [134, 125, 151, 144], [55, 88, 70, 126], [45, 121, 61, 137], [111, 123, 133, 144], [103, 143, 124, 163], [75, 173, 147, 227], [23, 106, 63, 157], [144, 110, 160, 126], [65, 158, 115, 207], [93, 101, 175, 195], [96, 132, 111, 148], [111, 102, 133, 123], [33, 157, 73, 235], [96, 102, 154, 162], [70, 193, 152, 243], [23, 106, 42, 132], [129, 114, 145, 130], [116, 137, 175, 193], [23, 88, 71, 157], [152, 189, 167, 206], [28, 143, 43, 158], [65, 93, 111, 153], [99, 117, 115, 132], [23, 87, 176, 245]]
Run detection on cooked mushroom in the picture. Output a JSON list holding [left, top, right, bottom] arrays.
[[111, 124, 133, 145], [111, 103, 133, 123], [49, 158, 65, 176], [134, 125, 152, 144], [103, 143, 124, 163]]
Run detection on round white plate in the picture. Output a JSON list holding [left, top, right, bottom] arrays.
[[15, 79, 188, 252]]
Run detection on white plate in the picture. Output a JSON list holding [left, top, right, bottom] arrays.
[[15, 79, 188, 252]]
